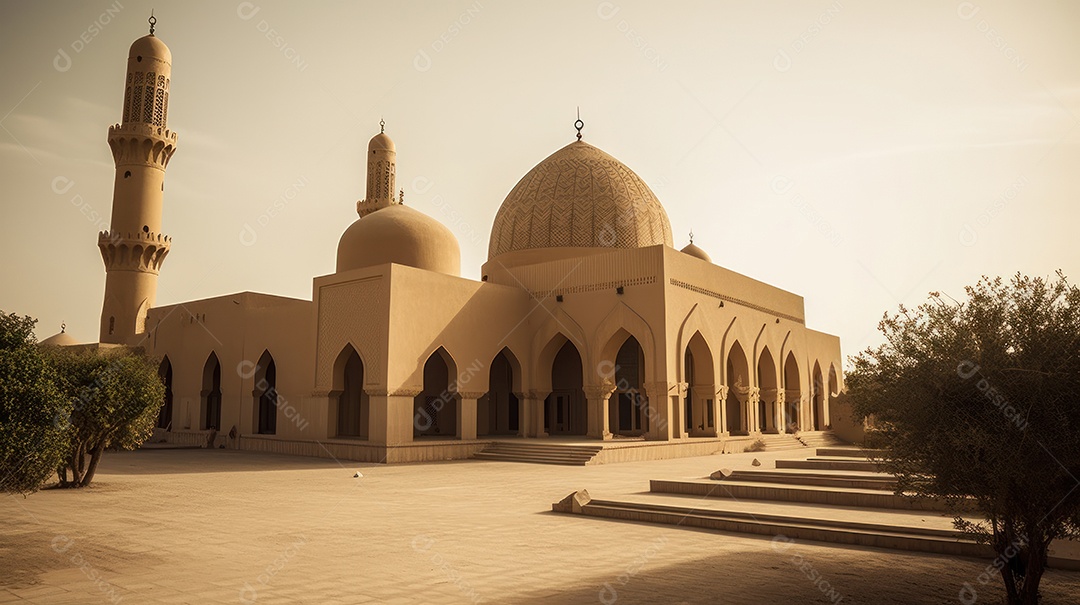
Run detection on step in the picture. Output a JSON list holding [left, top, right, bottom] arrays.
[[817, 447, 885, 458], [483, 444, 601, 454], [721, 469, 897, 490], [650, 478, 956, 511], [776, 458, 883, 472], [565, 499, 991, 559], [474, 442, 602, 465], [472, 453, 588, 466]]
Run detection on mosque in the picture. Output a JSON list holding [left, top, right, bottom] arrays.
[[43, 23, 844, 463]]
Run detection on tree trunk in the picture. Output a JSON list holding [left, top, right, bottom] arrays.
[[79, 442, 106, 487], [63, 451, 82, 487], [1019, 538, 1047, 605]]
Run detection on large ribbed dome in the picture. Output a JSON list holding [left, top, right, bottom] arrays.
[[337, 205, 460, 275], [487, 140, 673, 260]]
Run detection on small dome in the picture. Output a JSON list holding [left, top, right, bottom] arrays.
[[337, 205, 460, 275], [129, 34, 171, 64], [40, 330, 79, 347], [680, 242, 711, 263], [488, 140, 673, 260], [369, 132, 395, 152]]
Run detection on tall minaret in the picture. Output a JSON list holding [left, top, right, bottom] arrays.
[[98, 15, 178, 345], [356, 121, 396, 217]]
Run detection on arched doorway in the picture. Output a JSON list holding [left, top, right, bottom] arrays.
[[546, 341, 587, 435], [255, 350, 277, 435], [828, 363, 839, 427], [415, 348, 457, 438], [783, 352, 801, 433], [726, 342, 749, 435], [757, 347, 777, 433], [481, 349, 519, 436], [201, 352, 222, 431], [610, 337, 646, 436], [335, 346, 368, 438], [157, 357, 173, 430], [812, 361, 824, 431], [685, 332, 716, 437]]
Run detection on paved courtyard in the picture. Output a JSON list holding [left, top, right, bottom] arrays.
[[2, 448, 1078, 604]]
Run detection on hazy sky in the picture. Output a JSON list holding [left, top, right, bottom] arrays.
[[1, 0, 1077, 362]]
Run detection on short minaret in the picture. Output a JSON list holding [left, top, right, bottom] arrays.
[[356, 121, 397, 217], [98, 15, 178, 345]]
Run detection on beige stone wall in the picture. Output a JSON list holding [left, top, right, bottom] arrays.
[[146, 292, 314, 442], [146, 244, 843, 458]]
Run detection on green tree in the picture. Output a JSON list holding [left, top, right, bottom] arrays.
[[0, 312, 71, 494], [47, 347, 164, 488], [847, 272, 1080, 605]]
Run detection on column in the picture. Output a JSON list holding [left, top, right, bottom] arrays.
[[673, 382, 688, 439], [368, 388, 419, 446], [514, 392, 528, 437], [525, 390, 550, 438], [457, 391, 483, 440], [747, 387, 761, 435], [641, 381, 674, 441], [583, 383, 615, 440], [715, 385, 728, 436], [310, 389, 335, 439], [775, 390, 787, 433]]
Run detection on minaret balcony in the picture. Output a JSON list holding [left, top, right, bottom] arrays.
[[108, 122, 179, 145], [98, 230, 171, 273]]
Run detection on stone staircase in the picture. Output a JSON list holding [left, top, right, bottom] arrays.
[[556, 495, 994, 560], [756, 433, 806, 452], [554, 447, 1080, 566], [474, 441, 603, 466], [794, 430, 846, 448]]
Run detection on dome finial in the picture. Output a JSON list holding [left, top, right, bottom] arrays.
[[61, 321, 67, 333], [574, 107, 584, 141], [148, 10, 157, 35], [689, 229, 694, 244], [380, 118, 385, 134]]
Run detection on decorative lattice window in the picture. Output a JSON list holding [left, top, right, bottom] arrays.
[[158, 75, 165, 88], [133, 71, 143, 85], [130, 86, 143, 123], [142, 86, 154, 122], [123, 87, 131, 122], [153, 88, 165, 126], [162, 92, 168, 126], [127, 72, 132, 84]]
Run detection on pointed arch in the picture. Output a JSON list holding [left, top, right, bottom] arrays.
[[531, 307, 588, 392], [415, 347, 458, 438], [676, 303, 717, 378], [684, 331, 716, 436], [783, 351, 801, 433], [333, 344, 368, 439], [157, 356, 173, 430], [535, 334, 584, 395], [200, 352, 222, 430], [726, 340, 750, 435], [812, 360, 824, 431], [546, 340, 587, 435], [480, 347, 522, 436], [607, 336, 647, 436], [594, 302, 656, 385], [757, 346, 778, 433], [254, 350, 277, 435]]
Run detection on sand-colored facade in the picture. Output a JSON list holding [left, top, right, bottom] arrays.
[[71, 29, 845, 463]]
